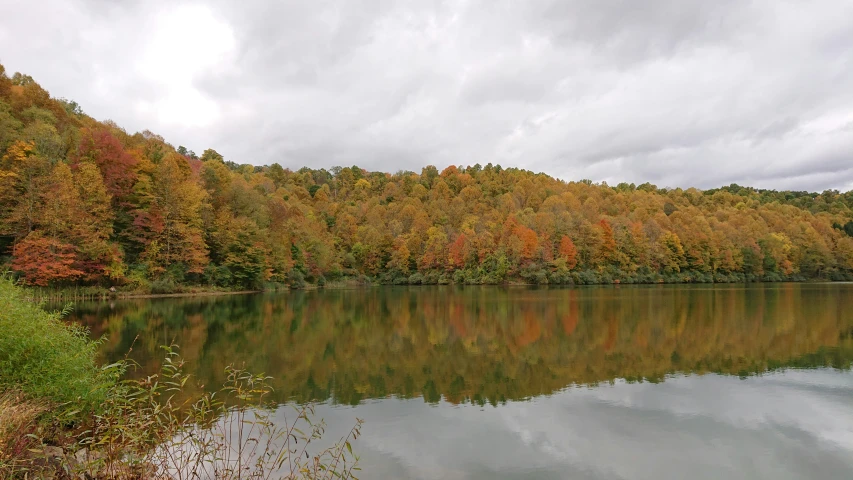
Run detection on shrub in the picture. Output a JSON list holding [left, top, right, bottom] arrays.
[[520, 264, 549, 284], [0, 278, 109, 408], [204, 264, 233, 287], [166, 263, 188, 284], [575, 270, 601, 285], [287, 270, 307, 289], [464, 271, 483, 285], [422, 271, 439, 285], [150, 276, 180, 294], [125, 265, 151, 291]]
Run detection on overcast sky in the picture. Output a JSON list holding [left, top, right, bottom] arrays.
[[311, 371, 853, 479], [2, 0, 852, 191]]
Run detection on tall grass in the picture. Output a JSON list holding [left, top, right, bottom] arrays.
[[0, 279, 363, 479], [0, 278, 110, 408], [77, 348, 363, 479], [0, 391, 46, 475]]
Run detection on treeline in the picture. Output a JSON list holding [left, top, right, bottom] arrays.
[[2, 63, 853, 290]]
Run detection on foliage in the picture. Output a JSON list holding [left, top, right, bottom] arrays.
[[0, 278, 107, 407], [2, 64, 853, 289], [150, 276, 180, 294], [11, 233, 84, 286]]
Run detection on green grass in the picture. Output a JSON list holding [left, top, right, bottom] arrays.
[[0, 278, 109, 409]]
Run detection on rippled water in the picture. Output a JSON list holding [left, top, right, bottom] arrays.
[[65, 284, 853, 479]]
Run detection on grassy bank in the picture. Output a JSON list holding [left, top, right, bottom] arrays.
[[0, 279, 362, 479], [0, 279, 110, 407]]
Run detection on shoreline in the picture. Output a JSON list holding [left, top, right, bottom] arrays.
[[25, 279, 374, 302], [27, 288, 263, 302], [108, 289, 263, 299], [24, 277, 848, 303]]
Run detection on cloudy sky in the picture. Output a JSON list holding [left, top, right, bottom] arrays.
[[1, 0, 852, 191]]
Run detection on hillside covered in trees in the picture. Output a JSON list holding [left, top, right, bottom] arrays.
[[2, 63, 853, 291]]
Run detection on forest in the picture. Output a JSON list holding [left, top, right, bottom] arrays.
[[3, 63, 853, 291]]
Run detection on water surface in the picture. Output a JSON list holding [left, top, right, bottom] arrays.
[[65, 284, 853, 479]]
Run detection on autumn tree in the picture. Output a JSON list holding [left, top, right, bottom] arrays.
[[3, 63, 853, 288], [140, 153, 209, 276], [558, 235, 578, 270], [12, 233, 84, 286], [75, 127, 138, 203]]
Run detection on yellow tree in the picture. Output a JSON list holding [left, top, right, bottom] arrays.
[[142, 153, 209, 275]]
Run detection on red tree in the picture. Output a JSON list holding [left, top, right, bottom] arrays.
[[448, 233, 468, 268], [558, 235, 578, 270], [12, 234, 84, 286], [517, 226, 539, 261], [74, 127, 138, 203]]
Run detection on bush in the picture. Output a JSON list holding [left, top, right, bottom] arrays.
[[287, 270, 307, 289], [575, 270, 601, 285], [124, 265, 151, 291], [0, 279, 109, 408], [150, 276, 179, 294], [262, 281, 287, 291], [166, 263, 188, 284], [520, 264, 549, 284], [763, 272, 785, 282], [422, 271, 440, 285], [204, 264, 233, 287]]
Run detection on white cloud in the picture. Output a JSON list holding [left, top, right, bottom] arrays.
[[310, 371, 853, 479], [2, 0, 853, 190], [135, 4, 235, 127]]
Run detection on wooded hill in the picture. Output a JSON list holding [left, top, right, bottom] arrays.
[[2, 63, 853, 290]]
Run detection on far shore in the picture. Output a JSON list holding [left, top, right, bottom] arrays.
[[23, 277, 848, 303]]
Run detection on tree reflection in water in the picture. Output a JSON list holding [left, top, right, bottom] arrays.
[[65, 284, 853, 406]]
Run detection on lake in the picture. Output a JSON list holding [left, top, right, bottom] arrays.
[[64, 284, 853, 479]]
